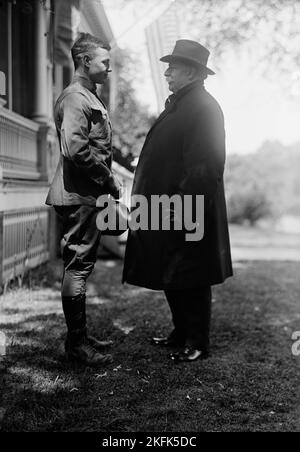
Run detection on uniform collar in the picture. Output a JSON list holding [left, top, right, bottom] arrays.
[[72, 74, 97, 94]]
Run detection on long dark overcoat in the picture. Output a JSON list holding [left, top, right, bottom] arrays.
[[123, 80, 233, 290]]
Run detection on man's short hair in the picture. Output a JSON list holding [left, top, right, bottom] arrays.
[[71, 33, 111, 69]]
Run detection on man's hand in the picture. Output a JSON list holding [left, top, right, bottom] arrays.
[[107, 174, 122, 199]]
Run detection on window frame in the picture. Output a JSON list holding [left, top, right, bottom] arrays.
[[7, 2, 12, 110]]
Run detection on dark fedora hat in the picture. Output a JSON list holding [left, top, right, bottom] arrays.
[[160, 39, 215, 75]]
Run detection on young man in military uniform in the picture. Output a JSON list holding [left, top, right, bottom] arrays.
[[46, 33, 121, 366]]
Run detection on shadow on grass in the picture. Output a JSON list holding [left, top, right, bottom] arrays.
[[1, 260, 300, 431]]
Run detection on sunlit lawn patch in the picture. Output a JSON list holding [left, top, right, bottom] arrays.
[[0, 259, 299, 432]]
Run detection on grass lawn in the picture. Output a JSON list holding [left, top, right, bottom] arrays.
[[229, 224, 300, 261], [0, 258, 300, 432]]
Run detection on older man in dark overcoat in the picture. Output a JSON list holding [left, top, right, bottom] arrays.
[[123, 40, 233, 362]]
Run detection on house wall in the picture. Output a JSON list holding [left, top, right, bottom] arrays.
[[0, 1, 57, 288], [0, 0, 131, 287]]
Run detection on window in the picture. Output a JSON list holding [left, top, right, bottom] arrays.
[[12, 1, 35, 117], [0, 1, 8, 106], [0, 0, 35, 117]]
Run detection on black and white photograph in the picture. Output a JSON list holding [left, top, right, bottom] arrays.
[[0, 0, 300, 435]]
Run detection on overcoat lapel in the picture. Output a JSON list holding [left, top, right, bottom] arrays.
[[144, 82, 204, 145], [143, 98, 177, 145]]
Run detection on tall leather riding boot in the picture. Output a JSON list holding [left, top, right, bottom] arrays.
[[62, 294, 87, 347]]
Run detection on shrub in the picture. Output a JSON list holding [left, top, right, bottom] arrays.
[[227, 184, 272, 225]]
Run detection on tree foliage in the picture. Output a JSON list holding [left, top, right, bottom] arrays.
[[225, 141, 300, 225], [177, 0, 300, 91], [177, 0, 298, 52], [111, 48, 155, 161], [116, 0, 300, 94]]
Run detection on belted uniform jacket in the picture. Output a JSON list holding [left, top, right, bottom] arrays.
[[46, 75, 114, 206], [123, 81, 233, 290]]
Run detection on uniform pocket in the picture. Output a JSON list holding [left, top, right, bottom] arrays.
[[90, 104, 107, 124]]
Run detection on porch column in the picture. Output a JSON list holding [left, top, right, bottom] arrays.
[[31, 0, 49, 124], [0, 211, 3, 288]]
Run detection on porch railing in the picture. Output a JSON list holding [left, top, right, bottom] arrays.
[[0, 208, 49, 286], [0, 107, 41, 180], [0, 107, 50, 287]]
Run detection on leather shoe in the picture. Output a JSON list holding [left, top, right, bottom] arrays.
[[87, 335, 113, 351], [65, 338, 113, 366], [170, 347, 209, 362], [151, 336, 184, 347]]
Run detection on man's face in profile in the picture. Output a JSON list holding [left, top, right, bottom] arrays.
[[87, 47, 111, 85], [164, 61, 191, 94]]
